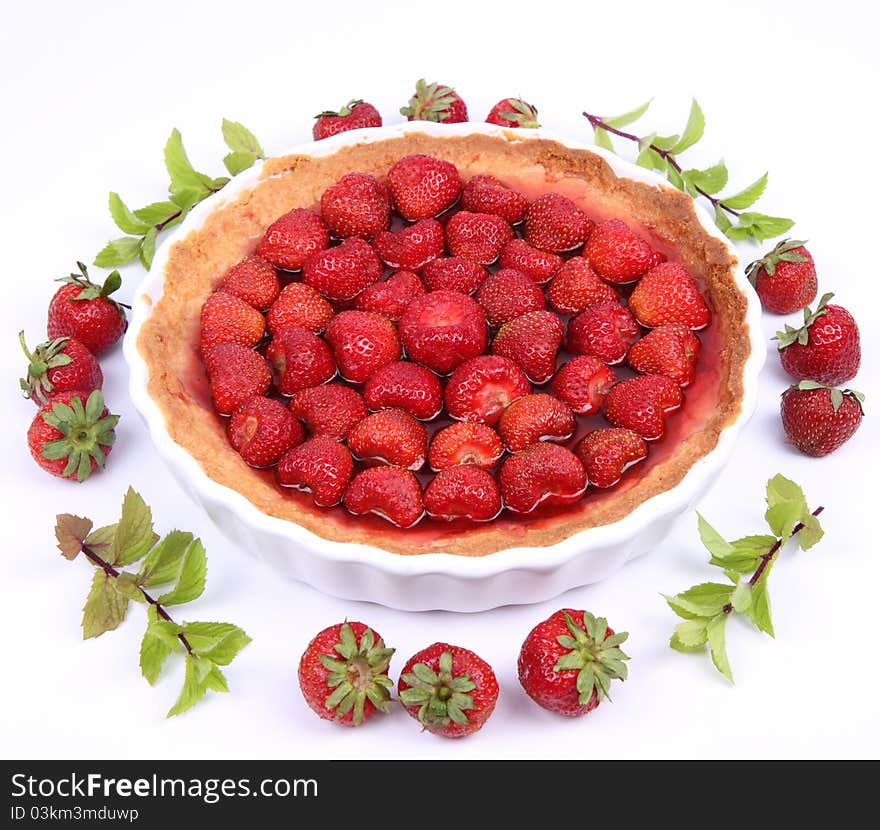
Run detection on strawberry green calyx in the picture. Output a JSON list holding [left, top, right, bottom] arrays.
[[399, 650, 476, 728], [400, 79, 459, 122], [501, 99, 540, 128], [315, 99, 364, 119], [58, 262, 127, 312], [745, 238, 808, 284], [774, 292, 833, 349], [19, 331, 72, 402], [554, 611, 630, 704], [794, 380, 865, 414], [40, 390, 119, 481], [319, 623, 395, 726]]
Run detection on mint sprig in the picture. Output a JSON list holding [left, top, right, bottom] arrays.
[[95, 119, 264, 271], [54, 488, 251, 716], [585, 100, 794, 243], [664, 475, 824, 682]]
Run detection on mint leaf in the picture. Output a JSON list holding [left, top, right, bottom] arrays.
[[109, 487, 157, 566], [593, 127, 614, 151], [223, 150, 259, 177], [604, 99, 651, 129], [139, 530, 194, 587], [164, 128, 214, 194], [134, 201, 179, 226], [730, 581, 752, 612], [671, 99, 705, 154], [115, 571, 146, 602], [94, 237, 141, 268], [707, 614, 733, 682], [157, 537, 206, 606], [167, 652, 211, 717], [715, 204, 733, 233], [721, 173, 768, 210], [697, 513, 735, 560], [83, 523, 117, 560], [664, 583, 733, 620], [108, 192, 149, 236], [742, 212, 795, 241], [55, 514, 92, 560], [686, 160, 728, 194], [747, 575, 774, 636], [182, 622, 251, 665], [140, 619, 175, 685], [82, 571, 128, 639], [799, 512, 824, 550], [652, 133, 681, 151], [667, 167, 684, 191], [766, 474, 807, 510], [221, 119, 264, 157], [145, 605, 182, 648], [670, 618, 709, 651], [140, 227, 158, 270], [765, 501, 803, 541]]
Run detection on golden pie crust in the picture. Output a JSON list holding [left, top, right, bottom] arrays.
[[137, 131, 749, 557]]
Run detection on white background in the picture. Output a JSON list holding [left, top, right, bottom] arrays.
[[1, 0, 878, 759]]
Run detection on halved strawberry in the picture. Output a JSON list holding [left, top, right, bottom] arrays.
[[347, 408, 427, 471], [355, 270, 425, 321], [399, 290, 487, 375], [363, 360, 443, 421], [422, 257, 488, 295], [444, 355, 531, 425], [499, 239, 563, 284], [219, 255, 280, 310], [288, 384, 368, 441], [628, 263, 710, 329], [445, 211, 514, 265], [566, 301, 641, 365], [627, 324, 701, 386], [266, 326, 337, 395], [475, 268, 546, 327], [524, 193, 593, 253], [343, 467, 425, 528], [460, 175, 528, 225], [199, 290, 265, 354], [228, 396, 305, 467], [602, 374, 683, 440], [266, 283, 334, 335], [424, 467, 502, 522], [584, 218, 664, 285], [499, 443, 587, 514], [576, 428, 647, 488], [550, 356, 616, 415], [302, 237, 384, 304], [373, 218, 445, 271], [387, 154, 462, 221], [325, 310, 401, 383], [497, 393, 575, 452], [491, 310, 564, 384], [320, 172, 391, 240], [428, 422, 505, 471], [203, 343, 272, 415], [546, 257, 617, 316], [256, 208, 329, 272], [277, 437, 354, 507]]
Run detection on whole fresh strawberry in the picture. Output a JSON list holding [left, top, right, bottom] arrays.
[[780, 381, 864, 457], [387, 154, 462, 221], [302, 237, 384, 304], [476, 268, 546, 326], [320, 172, 391, 239], [266, 283, 334, 335], [565, 301, 641, 366], [46, 263, 127, 355], [347, 408, 428, 471], [373, 218, 445, 271], [627, 324, 701, 386], [485, 98, 540, 128], [200, 290, 266, 353], [228, 396, 304, 467], [400, 79, 468, 123], [325, 310, 401, 383], [445, 211, 514, 265], [277, 437, 354, 506], [584, 218, 664, 285], [266, 326, 337, 395], [362, 360, 443, 421], [499, 443, 587, 513], [343, 466, 424, 528], [424, 466, 502, 522], [399, 290, 487, 375], [498, 393, 575, 452], [603, 374, 683, 440], [355, 270, 426, 321], [422, 257, 487, 295], [550, 356, 616, 415], [546, 257, 617, 316], [460, 175, 528, 225], [428, 422, 505, 471], [398, 644, 498, 738], [576, 428, 647, 488], [289, 384, 368, 441], [444, 355, 531, 425], [746, 238, 817, 314], [499, 239, 563, 284], [491, 310, 564, 384], [312, 100, 383, 141], [256, 208, 329, 272], [524, 193, 593, 253], [628, 263, 710, 329], [27, 389, 118, 481], [518, 609, 629, 717], [219, 255, 280, 311], [19, 333, 102, 405], [774, 293, 860, 386], [203, 342, 272, 415], [298, 621, 394, 727]]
